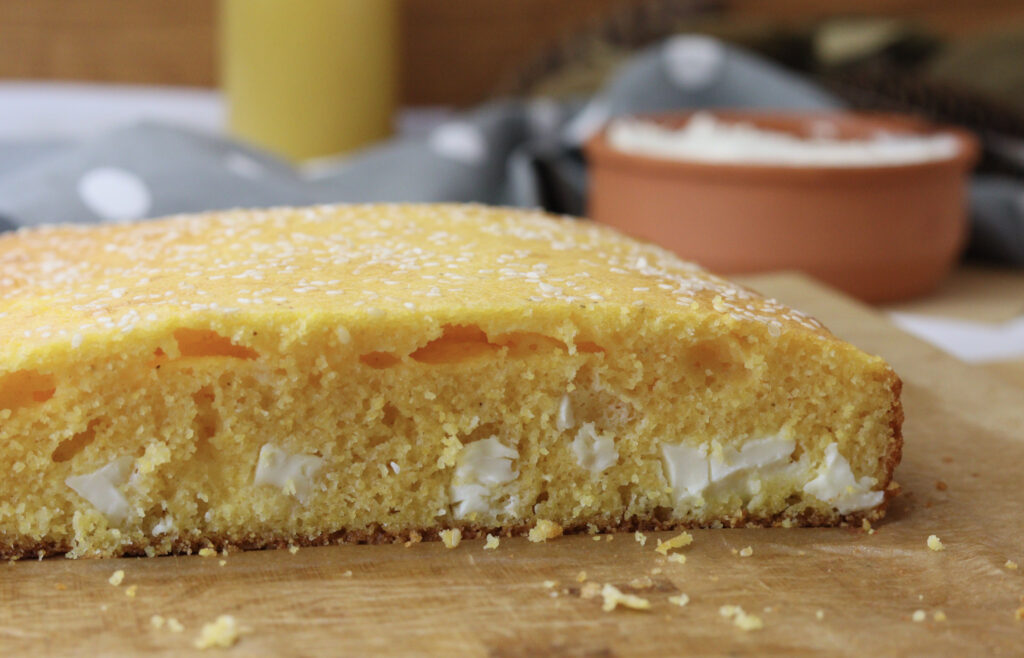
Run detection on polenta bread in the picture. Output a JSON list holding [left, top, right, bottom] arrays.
[[0, 204, 902, 557]]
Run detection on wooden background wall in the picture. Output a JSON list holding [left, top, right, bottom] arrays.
[[1, 0, 1021, 107]]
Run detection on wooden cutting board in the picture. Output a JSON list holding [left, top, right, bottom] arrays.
[[1, 273, 1021, 657]]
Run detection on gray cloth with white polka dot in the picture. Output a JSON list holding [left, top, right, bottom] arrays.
[[0, 35, 1020, 264]]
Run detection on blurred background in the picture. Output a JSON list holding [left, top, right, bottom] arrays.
[[1, 0, 1023, 375], [4, 0, 1024, 156], [3, 0, 1023, 109]]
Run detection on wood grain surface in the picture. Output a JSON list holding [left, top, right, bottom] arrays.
[[1, 273, 1022, 656]]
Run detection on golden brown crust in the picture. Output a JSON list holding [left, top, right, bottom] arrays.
[[885, 371, 905, 487], [873, 366, 904, 495]]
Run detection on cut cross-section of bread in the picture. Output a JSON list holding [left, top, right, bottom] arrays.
[[0, 204, 902, 558]]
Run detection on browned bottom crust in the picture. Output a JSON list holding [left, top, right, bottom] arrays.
[[0, 496, 896, 560]]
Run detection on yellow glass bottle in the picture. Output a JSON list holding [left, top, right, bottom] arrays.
[[220, 0, 397, 162]]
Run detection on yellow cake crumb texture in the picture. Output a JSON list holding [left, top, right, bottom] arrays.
[[528, 519, 563, 543], [195, 615, 241, 650], [911, 610, 926, 622], [720, 605, 763, 631], [108, 569, 125, 586], [198, 547, 217, 558], [668, 594, 690, 607], [125, 584, 138, 598], [633, 531, 647, 546], [667, 553, 687, 564], [483, 534, 500, 550], [600, 584, 651, 612], [1004, 560, 1018, 570], [739, 546, 753, 557], [655, 532, 693, 555], [927, 535, 945, 552], [440, 528, 462, 548]]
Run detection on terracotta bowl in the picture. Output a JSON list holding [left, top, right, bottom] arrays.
[[585, 111, 979, 303]]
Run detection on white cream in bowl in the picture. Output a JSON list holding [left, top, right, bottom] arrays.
[[607, 113, 961, 167]]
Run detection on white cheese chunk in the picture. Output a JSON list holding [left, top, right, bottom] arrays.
[[65, 456, 134, 524], [662, 433, 795, 506], [662, 442, 710, 504], [571, 422, 618, 475], [556, 394, 575, 432], [450, 436, 518, 520], [253, 443, 324, 502], [662, 434, 883, 515], [152, 515, 177, 536], [709, 435, 797, 482], [803, 443, 884, 514]]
